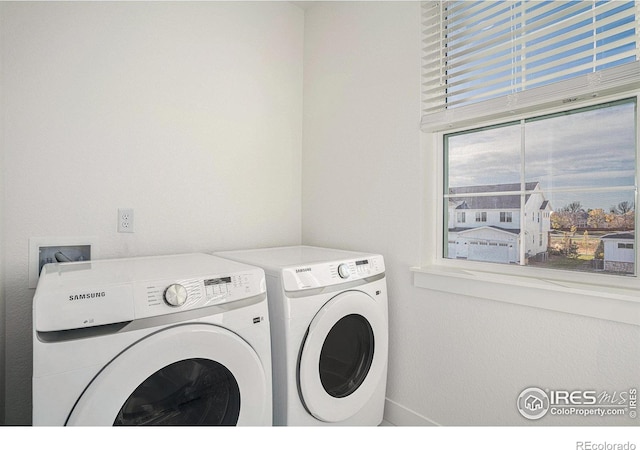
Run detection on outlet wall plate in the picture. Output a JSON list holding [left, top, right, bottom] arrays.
[[29, 236, 97, 289], [118, 208, 134, 233]]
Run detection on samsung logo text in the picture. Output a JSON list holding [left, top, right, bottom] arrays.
[[69, 292, 106, 301]]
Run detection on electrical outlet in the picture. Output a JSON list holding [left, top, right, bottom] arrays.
[[118, 208, 134, 233]]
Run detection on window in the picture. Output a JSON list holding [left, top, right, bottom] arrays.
[[457, 211, 466, 223], [415, 1, 640, 326], [421, 0, 639, 278], [444, 98, 637, 275]]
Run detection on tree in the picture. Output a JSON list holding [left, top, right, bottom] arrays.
[[611, 201, 634, 215], [587, 208, 607, 228], [551, 211, 570, 230], [558, 228, 579, 258], [594, 240, 604, 260], [609, 201, 635, 230], [564, 201, 583, 213], [552, 202, 586, 230]]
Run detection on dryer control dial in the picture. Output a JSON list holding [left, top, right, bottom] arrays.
[[164, 283, 188, 307], [337, 263, 350, 279]]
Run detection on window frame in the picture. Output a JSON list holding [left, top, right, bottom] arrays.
[[443, 96, 637, 270], [435, 91, 639, 282], [413, 90, 640, 326], [416, 1, 640, 325]]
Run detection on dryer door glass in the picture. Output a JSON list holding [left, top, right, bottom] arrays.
[[319, 314, 374, 398], [113, 358, 240, 426]]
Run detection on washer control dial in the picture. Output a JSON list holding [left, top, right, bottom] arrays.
[[164, 283, 188, 307], [337, 263, 350, 279]]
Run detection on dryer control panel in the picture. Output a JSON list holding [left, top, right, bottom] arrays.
[[282, 254, 384, 292]]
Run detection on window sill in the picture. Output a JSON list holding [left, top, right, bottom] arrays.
[[411, 265, 640, 326]]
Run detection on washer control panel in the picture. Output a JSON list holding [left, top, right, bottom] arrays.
[[282, 254, 384, 292], [33, 253, 266, 332], [137, 271, 261, 319]]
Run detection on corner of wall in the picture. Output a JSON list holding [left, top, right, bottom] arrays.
[[0, 1, 6, 426]]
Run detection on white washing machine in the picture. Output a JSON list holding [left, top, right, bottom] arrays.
[[215, 246, 388, 426], [32, 253, 272, 426]]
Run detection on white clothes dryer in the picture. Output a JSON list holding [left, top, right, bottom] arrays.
[[215, 246, 388, 426], [32, 253, 272, 426]]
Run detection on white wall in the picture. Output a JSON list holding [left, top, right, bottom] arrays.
[[1, 1, 303, 424], [3, 0, 639, 428], [302, 1, 640, 426]]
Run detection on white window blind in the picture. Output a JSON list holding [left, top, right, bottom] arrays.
[[421, 0, 640, 131]]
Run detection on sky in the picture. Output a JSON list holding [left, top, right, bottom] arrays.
[[446, 99, 637, 212]]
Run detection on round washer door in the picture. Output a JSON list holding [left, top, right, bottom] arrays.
[[298, 290, 388, 423], [66, 324, 268, 426]]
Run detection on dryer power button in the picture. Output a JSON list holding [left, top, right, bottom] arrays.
[[164, 284, 188, 307]]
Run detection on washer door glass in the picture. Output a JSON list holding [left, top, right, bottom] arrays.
[[319, 314, 374, 398], [114, 358, 240, 426], [66, 324, 269, 426]]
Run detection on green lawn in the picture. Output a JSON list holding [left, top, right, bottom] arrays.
[[529, 254, 594, 271]]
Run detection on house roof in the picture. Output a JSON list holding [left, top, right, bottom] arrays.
[[450, 226, 520, 235], [449, 182, 539, 210], [601, 232, 635, 240]]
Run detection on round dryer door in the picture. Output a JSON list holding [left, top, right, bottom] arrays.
[[66, 324, 268, 426], [298, 290, 388, 423]]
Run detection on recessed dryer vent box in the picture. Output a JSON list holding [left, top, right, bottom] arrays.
[[29, 237, 96, 288]]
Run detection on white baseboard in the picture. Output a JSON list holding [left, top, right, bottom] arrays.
[[383, 398, 441, 426]]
